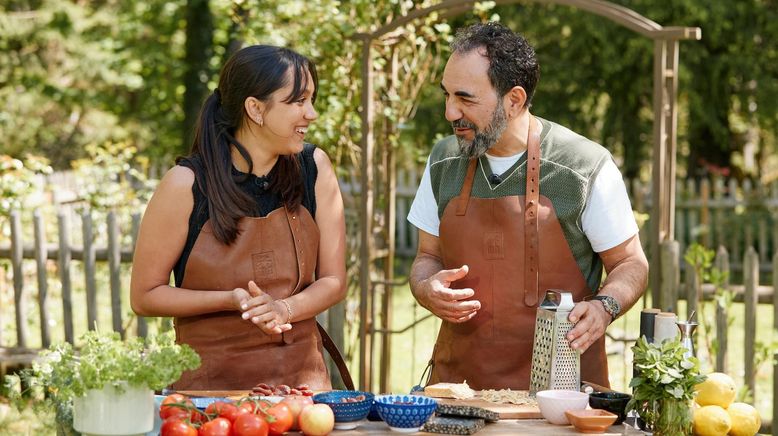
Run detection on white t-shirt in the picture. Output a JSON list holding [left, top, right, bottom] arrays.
[[407, 152, 638, 253]]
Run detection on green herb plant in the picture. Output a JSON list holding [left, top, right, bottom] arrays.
[[627, 336, 706, 436], [10, 330, 200, 404]]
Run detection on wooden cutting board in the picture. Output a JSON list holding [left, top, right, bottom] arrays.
[[434, 395, 542, 419]]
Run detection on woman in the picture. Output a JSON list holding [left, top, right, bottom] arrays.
[[130, 45, 346, 390]]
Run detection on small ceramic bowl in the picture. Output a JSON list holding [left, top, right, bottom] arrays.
[[374, 394, 437, 432], [535, 390, 590, 425], [312, 390, 375, 430], [588, 391, 631, 424], [565, 409, 618, 433]]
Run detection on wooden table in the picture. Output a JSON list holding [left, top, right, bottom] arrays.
[[294, 419, 645, 435]]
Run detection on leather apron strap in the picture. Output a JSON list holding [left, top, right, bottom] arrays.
[[523, 117, 541, 306], [316, 323, 355, 390], [456, 160, 478, 216], [285, 207, 354, 390]]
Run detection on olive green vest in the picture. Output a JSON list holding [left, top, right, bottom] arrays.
[[429, 117, 612, 292]]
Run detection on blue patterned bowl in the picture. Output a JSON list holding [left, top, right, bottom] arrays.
[[313, 390, 374, 430], [374, 395, 437, 432]]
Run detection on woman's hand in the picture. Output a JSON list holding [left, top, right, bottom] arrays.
[[240, 281, 293, 335]]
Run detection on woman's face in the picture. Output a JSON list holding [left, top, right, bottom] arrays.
[[257, 68, 318, 155]]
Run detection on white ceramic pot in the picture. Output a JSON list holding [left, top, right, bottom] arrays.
[[73, 382, 154, 436]]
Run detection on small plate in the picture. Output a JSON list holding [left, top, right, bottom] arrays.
[[245, 395, 284, 404], [191, 397, 231, 410]]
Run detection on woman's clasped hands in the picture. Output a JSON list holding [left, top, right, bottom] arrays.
[[235, 280, 293, 335]]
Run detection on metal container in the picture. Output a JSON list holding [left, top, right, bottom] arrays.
[[529, 290, 580, 394]]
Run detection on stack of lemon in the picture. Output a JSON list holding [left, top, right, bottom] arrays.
[[693, 372, 761, 436]]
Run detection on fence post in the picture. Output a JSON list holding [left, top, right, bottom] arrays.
[[700, 178, 711, 248], [82, 210, 98, 330], [131, 213, 147, 338], [660, 240, 679, 312], [33, 210, 51, 348], [107, 211, 123, 338], [684, 254, 698, 321], [58, 212, 74, 344], [715, 246, 729, 373], [743, 246, 758, 399], [774, 351, 778, 436], [10, 210, 28, 348]]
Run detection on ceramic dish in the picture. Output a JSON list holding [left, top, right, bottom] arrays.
[[564, 409, 618, 434], [373, 394, 437, 433], [535, 390, 589, 425], [313, 390, 375, 430], [588, 391, 631, 424], [190, 396, 232, 410]]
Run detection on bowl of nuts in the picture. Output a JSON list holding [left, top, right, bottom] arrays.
[[313, 390, 375, 430]]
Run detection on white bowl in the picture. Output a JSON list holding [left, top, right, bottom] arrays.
[[536, 390, 589, 425]]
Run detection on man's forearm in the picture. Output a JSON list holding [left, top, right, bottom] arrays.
[[410, 253, 444, 305], [598, 257, 648, 318]]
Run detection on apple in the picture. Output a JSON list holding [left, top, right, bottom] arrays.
[[298, 404, 334, 436], [281, 395, 314, 430]]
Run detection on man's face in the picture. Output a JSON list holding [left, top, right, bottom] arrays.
[[441, 49, 508, 158]]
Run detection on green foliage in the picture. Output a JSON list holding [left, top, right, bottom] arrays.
[[627, 336, 706, 435], [0, 154, 53, 215], [5, 330, 200, 404], [0, 0, 188, 166], [71, 141, 156, 212]]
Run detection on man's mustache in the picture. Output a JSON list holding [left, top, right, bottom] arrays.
[[452, 119, 476, 129]]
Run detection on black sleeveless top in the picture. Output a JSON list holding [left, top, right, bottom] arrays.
[[173, 143, 319, 287]]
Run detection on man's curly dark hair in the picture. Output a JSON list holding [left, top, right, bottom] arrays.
[[451, 22, 540, 108]]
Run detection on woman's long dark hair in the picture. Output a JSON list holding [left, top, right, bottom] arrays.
[[178, 45, 319, 245]]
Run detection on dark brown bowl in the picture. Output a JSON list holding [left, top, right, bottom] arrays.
[[588, 392, 631, 424]]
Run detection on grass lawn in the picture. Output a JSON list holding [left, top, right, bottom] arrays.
[[383, 282, 775, 424]]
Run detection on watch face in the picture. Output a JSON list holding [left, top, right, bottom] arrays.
[[596, 296, 620, 318]]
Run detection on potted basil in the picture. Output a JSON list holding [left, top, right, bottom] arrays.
[[627, 336, 706, 435], [22, 330, 200, 435]]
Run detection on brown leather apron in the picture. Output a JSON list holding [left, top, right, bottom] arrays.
[[429, 118, 609, 390], [172, 206, 332, 390]]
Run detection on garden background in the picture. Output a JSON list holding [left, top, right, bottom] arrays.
[[1, 0, 777, 433]]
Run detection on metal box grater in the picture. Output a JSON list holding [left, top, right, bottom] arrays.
[[529, 291, 580, 394]]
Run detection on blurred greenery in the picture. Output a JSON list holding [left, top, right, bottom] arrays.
[[1, 0, 775, 179]]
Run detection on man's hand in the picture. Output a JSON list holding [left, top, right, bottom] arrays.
[[566, 300, 611, 353], [416, 265, 481, 323], [239, 281, 293, 335]]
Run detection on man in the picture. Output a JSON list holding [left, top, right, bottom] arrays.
[[407, 22, 648, 389]]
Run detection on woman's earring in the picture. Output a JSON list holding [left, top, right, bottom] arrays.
[[256, 117, 264, 127]]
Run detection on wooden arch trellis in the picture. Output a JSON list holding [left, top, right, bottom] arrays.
[[353, 0, 701, 391]]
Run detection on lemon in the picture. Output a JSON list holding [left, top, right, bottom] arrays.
[[693, 405, 731, 436], [727, 402, 761, 436], [695, 372, 736, 408]]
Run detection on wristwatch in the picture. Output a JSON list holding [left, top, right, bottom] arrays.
[[592, 295, 621, 323]]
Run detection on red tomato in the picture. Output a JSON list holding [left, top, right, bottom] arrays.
[[160, 394, 195, 420], [266, 403, 293, 435], [233, 413, 270, 436], [160, 417, 197, 436], [205, 401, 240, 422], [198, 417, 232, 436]]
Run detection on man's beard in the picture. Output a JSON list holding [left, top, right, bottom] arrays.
[[453, 103, 508, 159]]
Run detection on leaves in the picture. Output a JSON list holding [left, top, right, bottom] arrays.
[[17, 330, 200, 404], [627, 336, 705, 433]]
